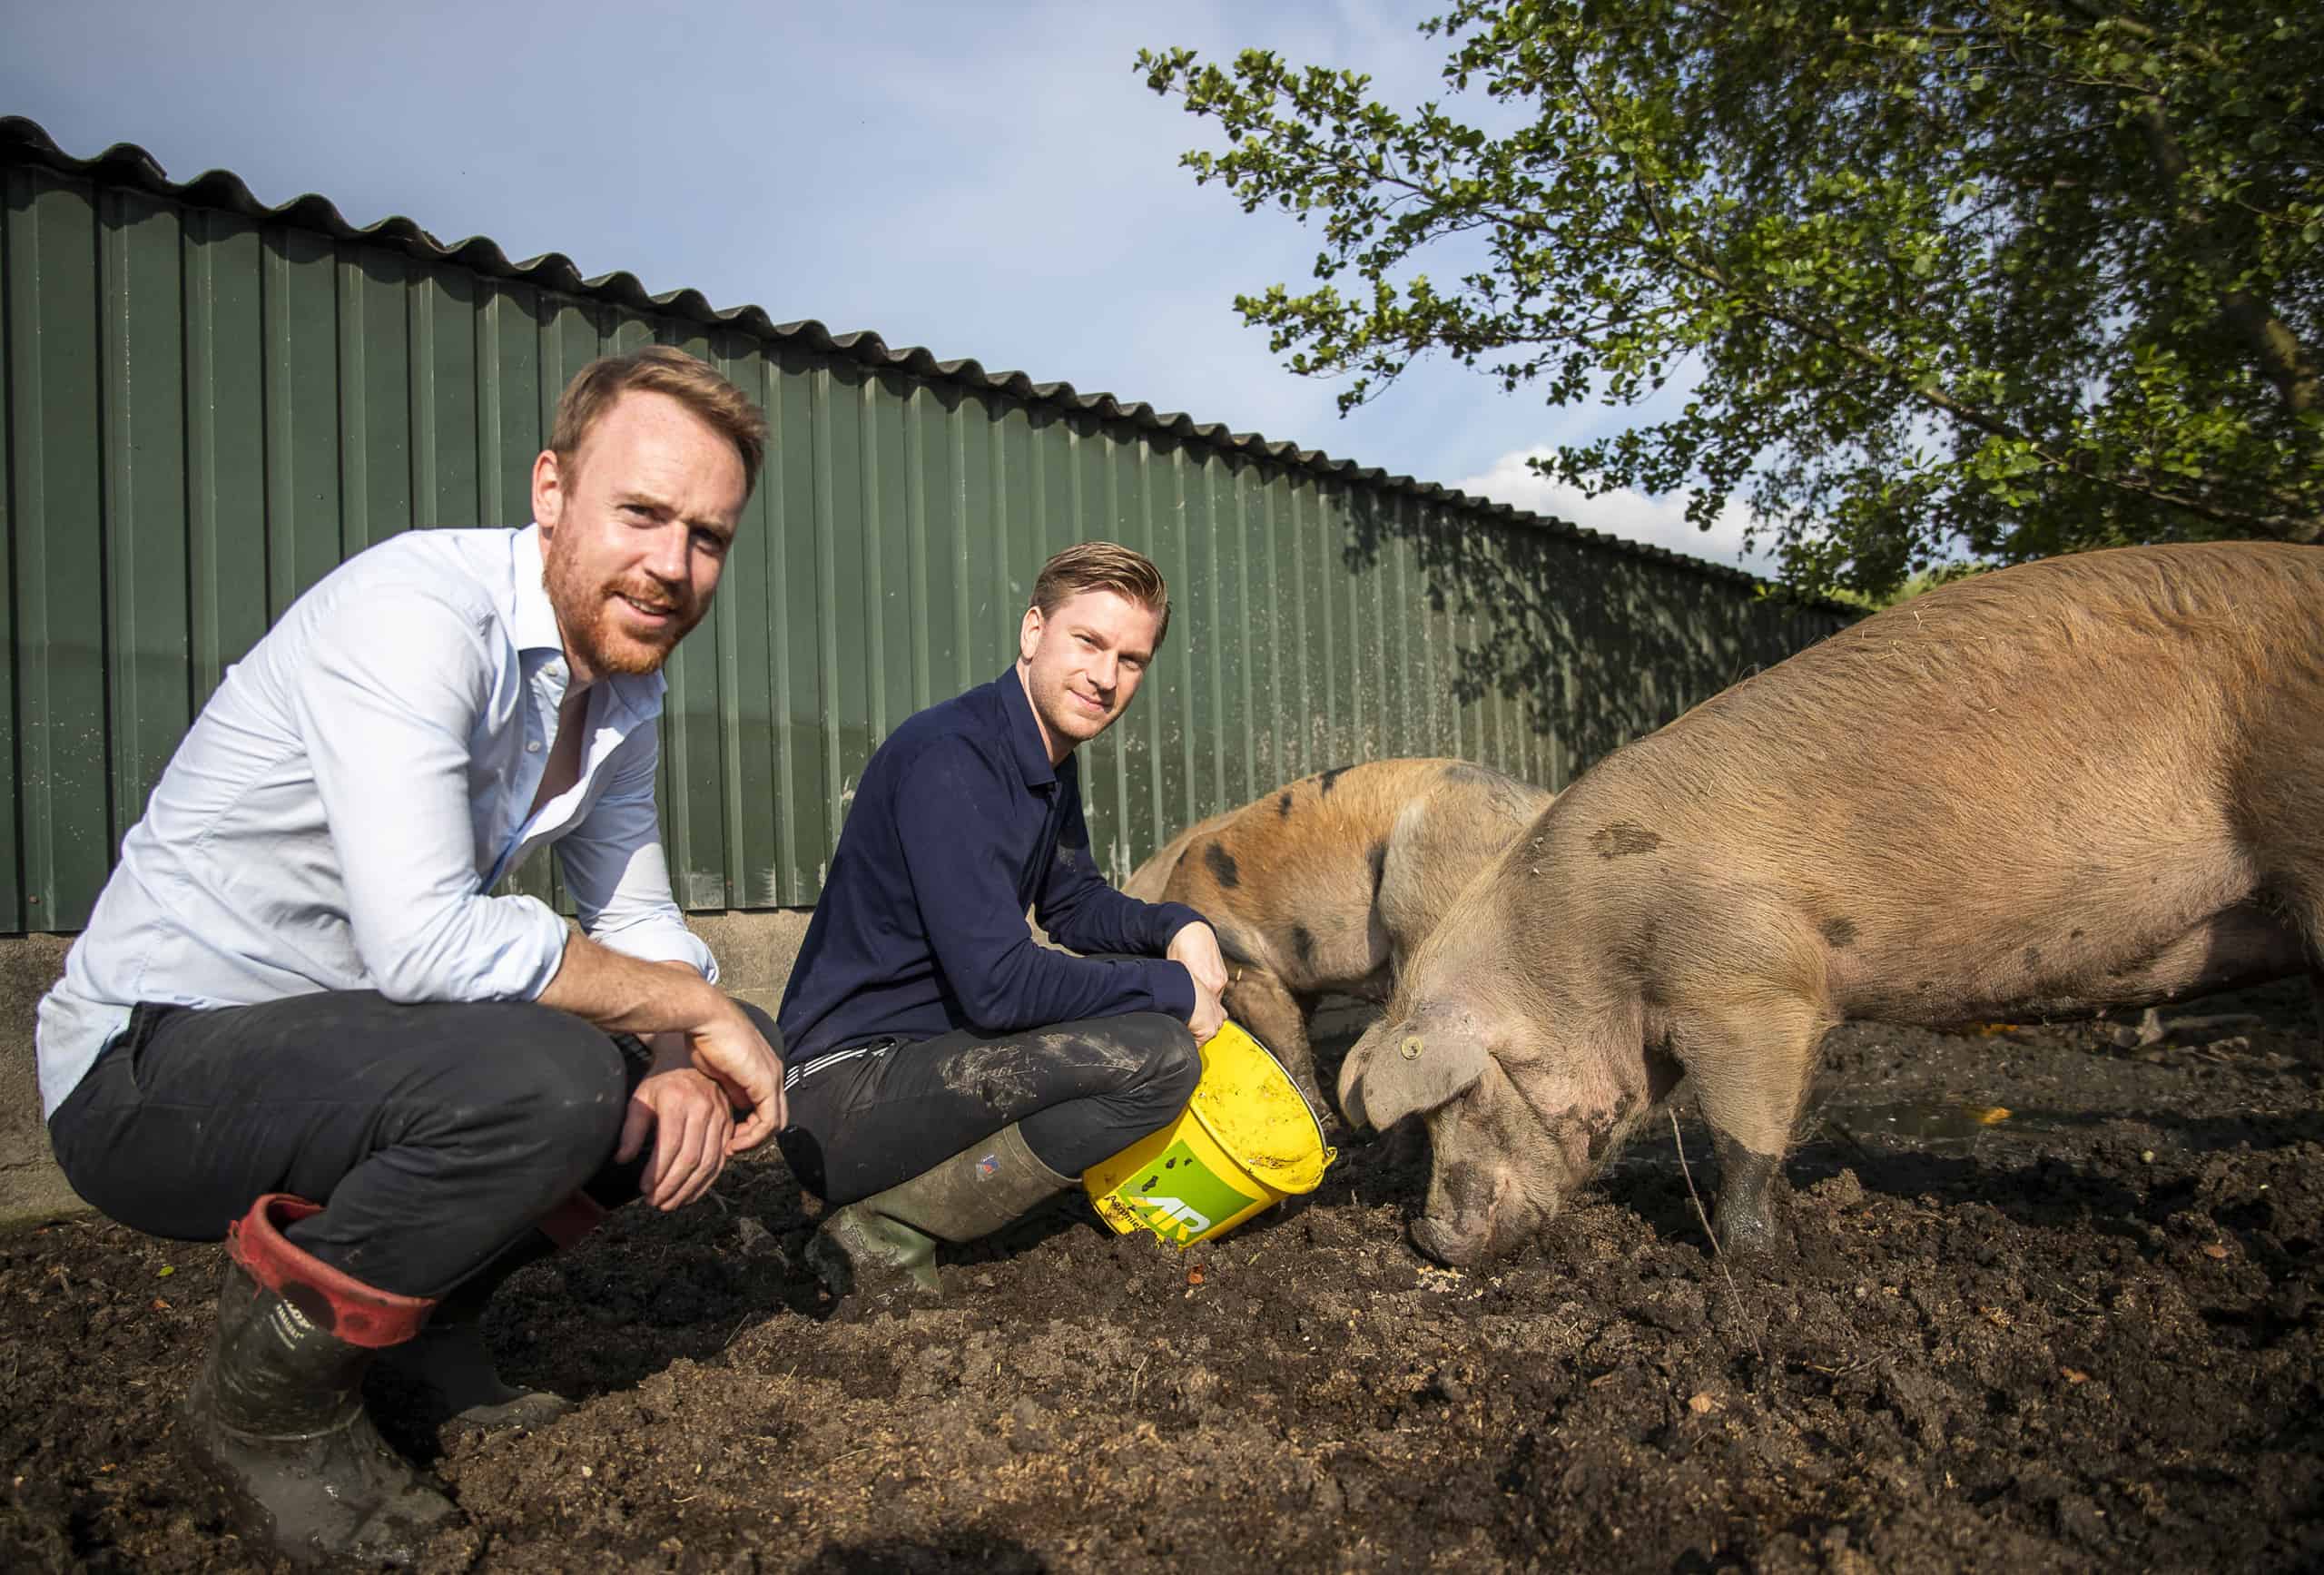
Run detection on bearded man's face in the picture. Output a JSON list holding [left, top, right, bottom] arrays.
[[532, 389, 745, 680]]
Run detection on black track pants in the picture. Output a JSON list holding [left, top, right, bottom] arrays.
[[774, 1012, 1199, 1205], [46, 989, 780, 1298]]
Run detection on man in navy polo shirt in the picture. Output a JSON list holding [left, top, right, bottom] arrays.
[[777, 541, 1227, 1297]]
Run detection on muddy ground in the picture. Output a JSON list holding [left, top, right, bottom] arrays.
[[5, 984, 2321, 1573]]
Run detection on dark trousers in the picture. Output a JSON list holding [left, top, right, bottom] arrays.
[[45, 990, 780, 1300], [775, 1011, 1199, 1206]]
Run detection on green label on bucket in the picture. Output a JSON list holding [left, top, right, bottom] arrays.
[[1120, 1141, 1258, 1246]]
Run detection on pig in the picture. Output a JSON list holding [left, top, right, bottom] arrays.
[[1336, 542, 2324, 1265], [1122, 758, 1552, 1112]]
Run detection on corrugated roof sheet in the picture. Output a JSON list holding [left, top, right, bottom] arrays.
[[3, 113, 1828, 602]]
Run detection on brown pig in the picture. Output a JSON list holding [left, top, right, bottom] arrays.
[[1124, 759, 1551, 1110], [1337, 543, 2324, 1265]]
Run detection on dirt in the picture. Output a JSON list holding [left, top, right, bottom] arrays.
[[5, 983, 2321, 1573]]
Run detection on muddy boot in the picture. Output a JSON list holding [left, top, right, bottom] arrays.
[[372, 1229, 569, 1433], [808, 1122, 1075, 1299], [185, 1194, 456, 1568]]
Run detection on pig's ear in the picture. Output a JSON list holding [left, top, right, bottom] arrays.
[[1343, 1030, 1489, 1130]]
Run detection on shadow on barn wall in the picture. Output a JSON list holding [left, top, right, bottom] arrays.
[[1338, 489, 1845, 781]]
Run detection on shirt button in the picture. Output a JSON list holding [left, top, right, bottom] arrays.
[[527, 741, 542, 753]]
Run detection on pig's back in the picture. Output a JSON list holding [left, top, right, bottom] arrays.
[[1552, 543, 2324, 1012], [1192, 759, 1473, 914], [1121, 808, 1238, 903], [1169, 759, 1510, 979]]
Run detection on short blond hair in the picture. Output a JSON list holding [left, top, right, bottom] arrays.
[[1032, 541, 1172, 649], [549, 347, 768, 497]]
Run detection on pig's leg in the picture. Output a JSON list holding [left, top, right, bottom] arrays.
[[1224, 967, 1326, 1117], [1682, 996, 1824, 1256], [1708, 1128, 1784, 1256]]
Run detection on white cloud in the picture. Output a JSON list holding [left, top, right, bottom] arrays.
[[1452, 448, 1777, 574]]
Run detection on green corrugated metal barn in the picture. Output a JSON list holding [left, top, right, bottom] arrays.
[[0, 115, 1851, 935]]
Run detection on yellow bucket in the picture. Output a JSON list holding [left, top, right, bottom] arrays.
[[1082, 1019, 1336, 1249]]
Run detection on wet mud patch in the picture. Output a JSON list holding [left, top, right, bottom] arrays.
[[5, 982, 2321, 1571]]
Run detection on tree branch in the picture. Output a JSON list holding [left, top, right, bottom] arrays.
[[2127, 94, 2319, 418]]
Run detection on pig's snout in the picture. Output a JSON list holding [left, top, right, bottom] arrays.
[[1408, 1161, 1544, 1267], [1409, 1200, 1548, 1268], [1409, 1212, 1491, 1267]]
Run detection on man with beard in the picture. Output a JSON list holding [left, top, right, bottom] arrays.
[[34, 348, 786, 1567], [776, 541, 1228, 1300]]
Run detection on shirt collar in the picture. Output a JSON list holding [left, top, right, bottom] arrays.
[[996, 666, 1059, 790], [510, 525, 566, 657]]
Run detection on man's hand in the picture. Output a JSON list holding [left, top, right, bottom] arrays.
[[1187, 979, 1227, 1045], [1167, 921, 1230, 1000], [538, 941, 788, 1150], [1169, 921, 1230, 1043], [616, 1034, 734, 1210], [684, 999, 788, 1151]]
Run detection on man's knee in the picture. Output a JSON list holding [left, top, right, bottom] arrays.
[[440, 1003, 627, 1157], [1112, 1012, 1200, 1107]]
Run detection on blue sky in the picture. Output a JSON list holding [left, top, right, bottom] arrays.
[[3, 0, 1768, 570]]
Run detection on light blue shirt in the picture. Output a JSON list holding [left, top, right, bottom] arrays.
[[35, 524, 717, 1117]]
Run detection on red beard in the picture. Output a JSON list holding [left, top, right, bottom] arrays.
[[547, 556, 698, 677]]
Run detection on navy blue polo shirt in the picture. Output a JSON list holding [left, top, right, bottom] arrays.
[[776, 668, 1206, 1067]]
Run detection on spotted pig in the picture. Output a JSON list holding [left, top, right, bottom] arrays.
[[1124, 758, 1552, 1114]]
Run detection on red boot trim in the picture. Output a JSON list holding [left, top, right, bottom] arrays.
[[536, 1191, 606, 1251], [225, 1195, 436, 1349]]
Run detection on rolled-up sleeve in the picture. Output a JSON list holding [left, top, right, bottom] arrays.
[[288, 582, 573, 1005], [556, 724, 719, 981]]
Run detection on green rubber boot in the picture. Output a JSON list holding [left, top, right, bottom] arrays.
[[807, 1122, 1076, 1300]]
